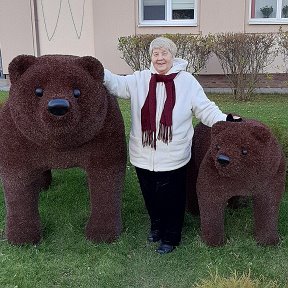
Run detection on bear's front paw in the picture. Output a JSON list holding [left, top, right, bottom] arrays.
[[201, 230, 226, 247], [85, 222, 121, 243], [6, 221, 41, 245], [255, 233, 280, 246]]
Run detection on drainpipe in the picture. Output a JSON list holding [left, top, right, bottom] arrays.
[[31, 0, 41, 56]]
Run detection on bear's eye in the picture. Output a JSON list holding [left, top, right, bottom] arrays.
[[73, 88, 81, 98], [216, 144, 221, 151], [242, 148, 248, 155], [35, 88, 43, 97]]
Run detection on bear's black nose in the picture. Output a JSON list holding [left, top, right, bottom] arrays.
[[217, 154, 230, 166], [48, 99, 70, 116]]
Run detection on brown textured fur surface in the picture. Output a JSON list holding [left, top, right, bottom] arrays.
[[0, 55, 127, 245], [187, 120, 286, 247]]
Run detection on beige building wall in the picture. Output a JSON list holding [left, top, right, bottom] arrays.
[[199, 0, 246, 34], [0, 0, 36, 74], [0, 0, 287, 75], [35, 0, 95, 57], [92, 0, 136, 74]]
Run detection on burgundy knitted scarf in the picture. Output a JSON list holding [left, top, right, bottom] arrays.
[[141, 72, 178, 149]]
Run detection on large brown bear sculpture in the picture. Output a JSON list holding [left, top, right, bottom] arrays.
[[187, 120, 286, 247], [0, 55, 127, 245]]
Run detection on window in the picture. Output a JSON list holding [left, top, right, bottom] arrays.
[[250, 0, 288, 23], [139, 0, 196, 26]]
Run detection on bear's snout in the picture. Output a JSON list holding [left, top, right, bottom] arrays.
[[48, 99, 70, 116], [217, 154, 230, 166]]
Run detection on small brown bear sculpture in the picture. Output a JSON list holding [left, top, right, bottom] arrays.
[[0, 55, 127, 245], [187, 120, 286, 247]]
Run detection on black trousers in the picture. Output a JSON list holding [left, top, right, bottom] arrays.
[[135, 165, 187, 246]]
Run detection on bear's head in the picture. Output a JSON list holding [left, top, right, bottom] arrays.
[[208, 120, 276, 178], [8, 55, 108, 149]]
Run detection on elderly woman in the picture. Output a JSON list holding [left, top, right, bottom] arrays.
[[104, 37, 228, 254]]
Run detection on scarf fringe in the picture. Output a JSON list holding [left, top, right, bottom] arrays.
[[157, 124, 172, 144], [142, 125, 172, 149], [142, 130, 156, 149]]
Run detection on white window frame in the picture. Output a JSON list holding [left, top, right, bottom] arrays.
[[249, 0, 288, 24], [138, 0, 197, 27]]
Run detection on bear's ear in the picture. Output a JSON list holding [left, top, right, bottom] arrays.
[[211, 121, 231, 136], [75, 56, 104, 81], [250, 125, 271, 144], [8, 55, 36, 84]]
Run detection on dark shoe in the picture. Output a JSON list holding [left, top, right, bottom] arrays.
[[147, 230, 161, 242], [156, 243, 175, 254]]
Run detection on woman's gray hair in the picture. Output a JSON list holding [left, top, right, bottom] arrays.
[[149, 37, 177, 57]]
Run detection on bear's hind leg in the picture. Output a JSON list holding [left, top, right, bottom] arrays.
[[199, 198, 226, 247]]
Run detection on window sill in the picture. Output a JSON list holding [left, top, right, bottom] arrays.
[[249, 18, 288, 25], [138, 21, 197, 27]]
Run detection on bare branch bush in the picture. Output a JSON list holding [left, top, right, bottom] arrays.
[[278, 27, 288, 71], [117, 34, 213, 74], [183, 34, 214, 74], [118, 34, 156, 71], [213, 33, 277, 101], [164, 34, 213, 74]]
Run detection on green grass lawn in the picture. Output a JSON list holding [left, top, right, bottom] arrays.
[[0, 92, 287, 287]]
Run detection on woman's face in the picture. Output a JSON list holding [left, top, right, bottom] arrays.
[[151, 47, 173, 75]]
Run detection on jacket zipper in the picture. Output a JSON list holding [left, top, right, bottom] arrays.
[[153, 83, 165, 171]]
